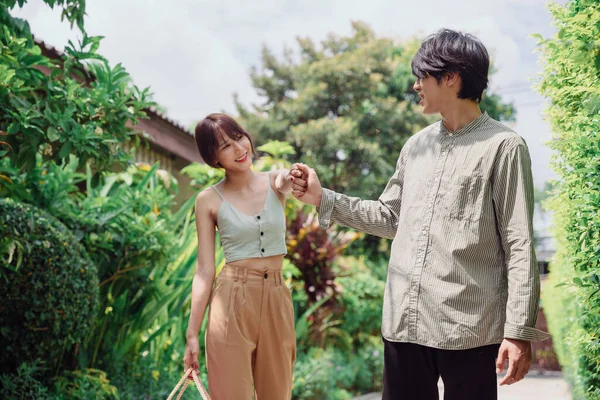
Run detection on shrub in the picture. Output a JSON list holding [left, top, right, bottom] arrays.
[[351, 335, 384, 393], [292, 347, 353, 400], [536, 0, 600, 398], [0, 199, 98, 376], [0, 361, 52, 400], [53, 369, 118, 400], [337, 273, 385, 344], [291, 339, 383, 400]]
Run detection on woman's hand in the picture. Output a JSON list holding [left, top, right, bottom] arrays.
[[275, 169, 296, 194], [183, 337, 200, 379]]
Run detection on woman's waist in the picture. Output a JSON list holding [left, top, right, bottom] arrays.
[[219, 260, 284, 283], [222, 256, 284, 272]]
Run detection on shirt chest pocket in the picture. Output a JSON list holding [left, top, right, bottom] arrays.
[[440, 174, 484, 222]]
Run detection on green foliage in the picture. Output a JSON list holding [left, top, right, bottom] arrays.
[[291, 337, 384, 400], [0, 360, 52, 400], [292, 347, 353, 400], [286, 210, 359, 349], [257, 140, 296, 159], [336, 273, 385, 344], [0, 4, 153, 176], [71, 164, 184, 368], [95, 164, 219, 399], [0, 198, 98, 376], [536, 0, 600, 398], [287, 210, 360, 303], [180, 162, 224, 189], [53, 369, 118, 400]]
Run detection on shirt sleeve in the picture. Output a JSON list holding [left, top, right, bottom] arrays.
[[492, 138, 551, 342], [316, 143, 408, 239]]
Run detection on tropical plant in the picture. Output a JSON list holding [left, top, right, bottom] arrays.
[[286, 210, 359, 347]]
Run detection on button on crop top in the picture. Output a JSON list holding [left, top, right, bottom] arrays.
[[212, 181, 287, 263]]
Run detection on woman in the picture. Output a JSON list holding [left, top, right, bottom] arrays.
[[183, 113, 297, 399]]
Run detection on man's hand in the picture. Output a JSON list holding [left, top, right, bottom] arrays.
[[496, 338, 532, 385], [290, 163, 323, 207]]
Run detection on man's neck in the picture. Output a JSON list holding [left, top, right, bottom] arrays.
[[440, 101, 482, 132]]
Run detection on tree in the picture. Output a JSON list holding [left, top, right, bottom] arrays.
[[0, 0, 153, 179], [236, 21, 515, 199]]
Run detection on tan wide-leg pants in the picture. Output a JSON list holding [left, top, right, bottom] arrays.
[[205, 265, 296, 400]]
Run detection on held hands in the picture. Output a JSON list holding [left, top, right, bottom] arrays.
[[289, 163, 323, 207], [496, 338, 532, 386]]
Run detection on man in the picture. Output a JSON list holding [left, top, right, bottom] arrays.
[[290, 29, 549, 400]]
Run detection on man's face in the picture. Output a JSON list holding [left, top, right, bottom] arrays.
[[413, 75, 445, 114]]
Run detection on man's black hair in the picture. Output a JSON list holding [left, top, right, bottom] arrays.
[[411, 29, 490, 102]]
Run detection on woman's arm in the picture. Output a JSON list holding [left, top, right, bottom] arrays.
[[183, 189, 217, 370]]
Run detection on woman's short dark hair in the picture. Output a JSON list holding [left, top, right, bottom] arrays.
[[411, 29, 490, 102], [194, 113, 258, 167]]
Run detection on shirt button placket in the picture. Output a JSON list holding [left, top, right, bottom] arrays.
[[257, 214, 265, 256]]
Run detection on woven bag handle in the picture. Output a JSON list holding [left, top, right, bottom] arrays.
[[166, 368, 210, 400]]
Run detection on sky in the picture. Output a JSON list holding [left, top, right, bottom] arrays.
[[12, 0, 563, 188]]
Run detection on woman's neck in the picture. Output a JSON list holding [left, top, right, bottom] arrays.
[[223, 169, 258, 191]]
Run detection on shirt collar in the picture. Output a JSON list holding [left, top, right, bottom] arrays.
[[440, 111, 490, 137]]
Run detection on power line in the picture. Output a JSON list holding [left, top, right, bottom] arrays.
[[495, 86, 535, 94], [514, 102, 544, 108]]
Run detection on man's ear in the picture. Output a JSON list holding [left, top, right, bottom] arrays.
[[445, 72, 460, 88]]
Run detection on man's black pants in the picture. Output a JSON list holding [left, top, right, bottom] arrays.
[[382, 338, 500, 400]]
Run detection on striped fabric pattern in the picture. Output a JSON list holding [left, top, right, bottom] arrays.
[[318, 112, 550, 350]]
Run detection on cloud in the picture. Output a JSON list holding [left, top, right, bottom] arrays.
[[10, 0, 557, 185]]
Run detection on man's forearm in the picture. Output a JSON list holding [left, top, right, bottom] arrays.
[[317, 188, 399, 239]]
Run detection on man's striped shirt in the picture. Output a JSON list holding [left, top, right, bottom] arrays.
[[318, 112, 550, 349]]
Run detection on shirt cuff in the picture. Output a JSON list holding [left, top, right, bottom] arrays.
[[316, 188, 336, 229], [504, 322, 551, 342]]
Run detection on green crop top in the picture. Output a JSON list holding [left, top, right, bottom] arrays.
[[212, 180, 287, 263]]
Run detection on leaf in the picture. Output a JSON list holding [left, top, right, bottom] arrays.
[[573, 277, 584, 286], [47, 127, 60, 142], [58, 141, 72, 159], [294, 294, 331, 341], [7, 122, 20, 135], [257, 140, 297, 157]]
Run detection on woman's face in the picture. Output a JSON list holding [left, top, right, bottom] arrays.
[[214, 132, 253, 170]]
